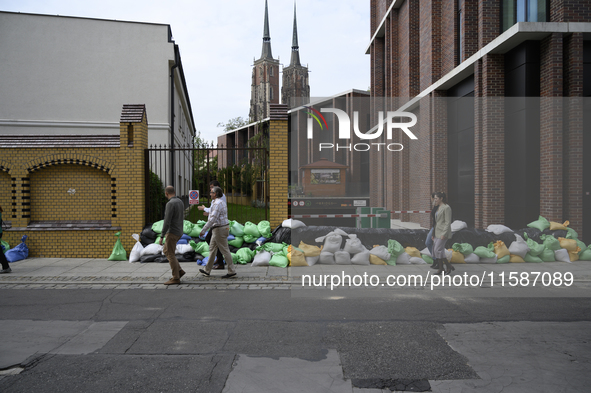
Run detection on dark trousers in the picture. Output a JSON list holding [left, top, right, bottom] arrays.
[[205, 229, 224, 265], [0, 233, 9, 270]]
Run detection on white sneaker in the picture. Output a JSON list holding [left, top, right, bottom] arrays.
[[0, 267, 11, 274]]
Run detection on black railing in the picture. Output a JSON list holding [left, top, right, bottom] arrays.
[[144, 144, 269, 226]]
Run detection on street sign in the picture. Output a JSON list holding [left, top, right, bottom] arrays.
[[189, 190, 200, 205]]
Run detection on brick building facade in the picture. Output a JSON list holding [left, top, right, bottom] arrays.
[[368, 0, 591, 241]]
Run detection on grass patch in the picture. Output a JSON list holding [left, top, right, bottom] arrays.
[[187, 199, 270, 225]]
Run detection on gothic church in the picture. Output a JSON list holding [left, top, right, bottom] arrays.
[[249, 0, 310, 122]]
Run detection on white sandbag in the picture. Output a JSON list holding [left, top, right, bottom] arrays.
[[252, 250, 272, 267], [315, 229, 348, 243], [486, 224, 513, 235], [479, 255, 498, 264], [351, 249, 370, 265], [554, 249, 571, 263], [306, 255, 320, 266], [409, 256, 427, 265], [369, 246, 391, 261], [420, 247, 432, 257], [176, 244, 194, 254], [140, 243, 163, 257], [129, 234, 144, 263], [319, 251, 336, 265], [320, 235, 342, 253], [396, 252, 411, 265], [344, 238, 366, 255], [451, 220, 467, 233], [445, 249, 453, 261], [334, 251, 352, 265], [463, 253, 480, 264], [508, 234, 530, 259], [282, 219, 306, 229]]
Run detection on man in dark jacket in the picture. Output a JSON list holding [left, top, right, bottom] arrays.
[[158, 186, 186, 285]]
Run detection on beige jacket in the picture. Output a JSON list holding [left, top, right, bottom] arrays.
[[434, 203, 452, 239]]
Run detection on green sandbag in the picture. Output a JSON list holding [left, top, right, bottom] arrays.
[[539, 248, 556, 262], [1, 239, 10, 254], [188, 227, 201, 238], [540, 234, 561, 251], [387, 239, 404, 265], [108, 232, 127, 261], [183, 220, 194, 235], [152, 220, 164, 234], [257, 220, 272, 238], [452, 243, 474, 256], [527, 215, 550, 232], [229, 221, 244, 237], [269, 251, 289, 268], [575, 239, 587, 254], [566, 232, 587, 253], [496, 255, 510, 264], [566, 227, 579, 239], [236, 248, 255, 264], [228, 236, 244, 248], [259, 242, 287, 253], [474, 246, 496, 259], [578, 248, 591, 261], [243, 234, 258, 243], [422, 254, 433, 264], [524, 252, 543, 263], [523, 233, 544, 256], [243, 221, 261, 238], [190, 240, 210, 257]]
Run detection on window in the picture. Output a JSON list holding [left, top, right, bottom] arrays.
[[502, 0, 547, 32], [270, 66, 274, 76]]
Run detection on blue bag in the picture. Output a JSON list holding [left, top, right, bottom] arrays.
[[5, 235, 29, 263]]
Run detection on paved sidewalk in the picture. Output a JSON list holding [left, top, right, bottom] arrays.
[[1, 257, 590, 291]]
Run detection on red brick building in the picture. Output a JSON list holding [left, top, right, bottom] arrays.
[[368, 0, 591, 240]]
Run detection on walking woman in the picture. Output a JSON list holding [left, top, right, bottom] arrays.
[[427, 192, 439, 270], [431, 192, 454, 275], [0, 206, 11, 274]]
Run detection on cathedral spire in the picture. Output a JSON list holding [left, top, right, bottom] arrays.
[[290, 1, 301, 66], [260, 0, 273, 60]]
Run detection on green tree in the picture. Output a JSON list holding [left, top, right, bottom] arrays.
[[217, 116, 249, 132]]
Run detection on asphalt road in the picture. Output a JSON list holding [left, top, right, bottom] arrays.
[[0, 289, 590, 392]]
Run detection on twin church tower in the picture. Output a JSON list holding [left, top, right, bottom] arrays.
[[249, 0, 310, 122]]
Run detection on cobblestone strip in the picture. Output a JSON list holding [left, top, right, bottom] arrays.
[[0, 275, 294, 289]]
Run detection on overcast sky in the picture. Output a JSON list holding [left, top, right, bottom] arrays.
[[0, 0, 370, 143]]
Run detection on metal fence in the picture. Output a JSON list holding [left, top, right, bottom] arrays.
[[144, 144, 269, 225]]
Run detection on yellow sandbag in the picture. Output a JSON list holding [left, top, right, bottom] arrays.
[[549, 220, 569, 230], [494, 241, 510, 259], [509, 254, 525, 263], [405, 247, 421, 258], [558, 237, 578, 252], [369, 255, 387, 265], [449, 249, 465, 263], [569, 248, 581, 262], [298, 241, 322, 257], [290, 248, 308, 266]]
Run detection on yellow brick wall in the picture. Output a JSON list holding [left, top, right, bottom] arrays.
[[5, 230, 120, 259], [30, 165, 111, 221], [269, 119, 288, 228], [1, 109, 148, 258], [0, 171, 11, 221]]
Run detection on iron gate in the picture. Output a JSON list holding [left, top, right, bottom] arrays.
[[144, 144, 269, 225]]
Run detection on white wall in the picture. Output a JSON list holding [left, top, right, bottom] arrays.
[[0, 12, 193, 143]]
